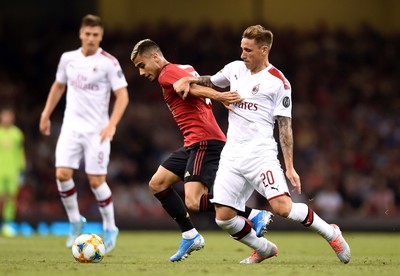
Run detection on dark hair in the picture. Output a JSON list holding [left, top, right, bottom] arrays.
[[130, 39, 162, 62], [242, 25, 273, 49], [81, 14, 103, 28]]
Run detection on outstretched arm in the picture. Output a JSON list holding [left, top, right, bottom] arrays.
[[174, 76, 242, 109], [277, 115, 301, 194], [188, 84, 242, 109]]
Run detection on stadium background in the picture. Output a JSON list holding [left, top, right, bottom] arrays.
[[0, 0, 399, 232]]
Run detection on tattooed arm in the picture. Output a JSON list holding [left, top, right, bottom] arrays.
[[194, 76, 215, 88], [173, 76, 217, 100], [277, 115, 302, 194]]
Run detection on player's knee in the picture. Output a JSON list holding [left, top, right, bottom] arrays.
[[215, 216, 237, 231], [270, 195, 292, 218], [88, 180, 104, 189], [215, 218, 228, 230], [185, 195, 199, 211], [149, 177, 165, 194], [277, 209, 290, 218], [148, 179, 156, 193], [86, 175, 106, 189], [56, 170, 72, 182], [273, 205, 291, 218]]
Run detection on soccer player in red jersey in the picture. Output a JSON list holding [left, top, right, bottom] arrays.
[[130, 39, 273, 262]]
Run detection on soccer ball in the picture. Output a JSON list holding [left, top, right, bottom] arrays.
[[72, 233, 105, 263]]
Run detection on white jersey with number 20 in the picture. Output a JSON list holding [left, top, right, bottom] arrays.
[[210, 61, 293, 211]]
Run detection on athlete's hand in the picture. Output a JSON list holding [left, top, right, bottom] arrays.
[[100, 124, 116, 143], [215, 91, 243, 110], [286, 168, 301, 194], [173, 77, 191, 100], [39, 117, 51, 136]]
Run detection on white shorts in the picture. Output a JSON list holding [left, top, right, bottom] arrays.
[[55, 128, 110, 175], [211, 155, 290, 212]]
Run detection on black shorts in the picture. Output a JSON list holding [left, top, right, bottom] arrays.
[[161, 140, 225, 190]]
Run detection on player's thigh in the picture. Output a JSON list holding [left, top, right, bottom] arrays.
[[149, 165, 181, 193], [83, 133, 110, 175], [55, 130, 83, 170], [210, 158, 254, 212]]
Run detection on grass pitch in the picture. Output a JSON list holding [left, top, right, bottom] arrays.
[[0, 230, 399, 276]]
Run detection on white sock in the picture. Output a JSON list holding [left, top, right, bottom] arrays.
[[91, 183, 117, 231], [57, 179, 81, 222], [287, 202, 335, 240], [182, 228, 198, 239], [216, 216, 269, 253]]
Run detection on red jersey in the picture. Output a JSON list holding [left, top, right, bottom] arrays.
[[158, 63, 226, 147]]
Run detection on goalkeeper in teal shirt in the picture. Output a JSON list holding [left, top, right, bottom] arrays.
[[0, 107, 26, 237]]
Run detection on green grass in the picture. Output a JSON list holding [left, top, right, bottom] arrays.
[[0, 231, 399, 276]]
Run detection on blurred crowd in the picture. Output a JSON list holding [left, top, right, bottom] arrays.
[[1, 19, 399, 225]]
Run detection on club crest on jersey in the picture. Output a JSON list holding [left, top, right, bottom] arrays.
[[282, 96, 291, 107], [252, 83, 260, 95]]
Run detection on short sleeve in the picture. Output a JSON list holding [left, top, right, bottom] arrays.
[[107, 59, 128, 91], [55, 53, 68, 84], [273, 83, 292, 118], [210, 63, 234, 88]]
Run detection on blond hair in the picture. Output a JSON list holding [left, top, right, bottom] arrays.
[[242, 25, 273, 49]]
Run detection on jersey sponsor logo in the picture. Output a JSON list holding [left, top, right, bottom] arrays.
[[70, 74, 100, 91], [232, 101, 258, 111], [71, 81, 99, 91], [282, 96, 291, 108], [70, 80, 100, 91], [251, 83, 260, 95]]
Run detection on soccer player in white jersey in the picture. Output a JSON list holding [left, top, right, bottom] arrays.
[[174, 25, 351, 264], [39, 14, 129, 254]]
